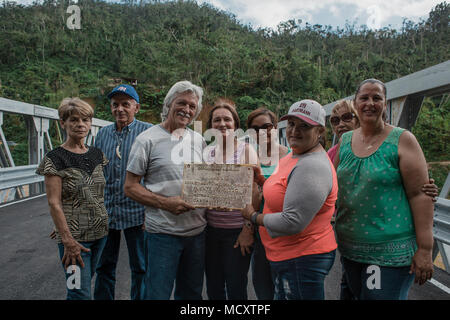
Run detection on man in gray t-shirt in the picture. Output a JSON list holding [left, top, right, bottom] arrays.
[[124, 80, 206, 300]]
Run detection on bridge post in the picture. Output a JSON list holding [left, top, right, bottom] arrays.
[[0, 111, 15, 167], [387, 97, 406, 126], [396, 94, 425, 130], [25, 115, 50, 196]]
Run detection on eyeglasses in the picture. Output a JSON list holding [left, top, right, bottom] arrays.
[[330, 112, 355, 126], [250, 123, 274, 132]]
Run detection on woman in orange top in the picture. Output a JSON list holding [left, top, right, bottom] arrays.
[[242, 99, 337, 300]]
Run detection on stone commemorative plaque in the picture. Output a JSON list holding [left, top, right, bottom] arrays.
[[181, 163, 253, 210]]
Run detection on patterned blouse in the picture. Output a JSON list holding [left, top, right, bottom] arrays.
[[36, 146, 109, 243]]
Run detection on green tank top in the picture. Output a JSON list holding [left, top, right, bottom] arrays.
[[335, 127, 417, 267], [259, 148, 291, 213]]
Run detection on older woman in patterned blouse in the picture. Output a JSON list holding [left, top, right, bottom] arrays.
[[36, 98, 109, 300]]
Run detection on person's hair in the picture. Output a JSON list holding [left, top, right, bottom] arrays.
[[331, 99, 360, 127], [58, 98, 94, 121], [354, 78, 387, 99], [206, 98, 240, 130], [319, 134, 326, 148], [246, 107, 278, 129], [160, 80, 204, 122]]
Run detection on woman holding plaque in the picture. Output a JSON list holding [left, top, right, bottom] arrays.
[[203, 98, 260, 300], [242, 99, 337, 300]]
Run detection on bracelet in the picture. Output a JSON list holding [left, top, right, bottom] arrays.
[[250, 211, 259, 225]]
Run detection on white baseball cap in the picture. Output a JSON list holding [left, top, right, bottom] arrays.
[[280, 99, 326, 126]]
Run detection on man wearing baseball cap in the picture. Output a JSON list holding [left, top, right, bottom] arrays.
[[94, 84, 152, 300], [241, 99, 338, 300]]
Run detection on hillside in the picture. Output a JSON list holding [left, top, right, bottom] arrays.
[[0, 0, 449, 186], [1, 1, 448, 117]]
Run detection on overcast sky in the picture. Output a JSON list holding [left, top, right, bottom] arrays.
[[199, 0, 443, 30], [11, 0, 444, 30]]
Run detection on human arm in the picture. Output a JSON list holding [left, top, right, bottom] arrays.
[[124, 171, 194, 215], [233, 143, 259, 254], [233, 222, 254, 256], [333, 138, 342, 169], [124, 135, 195, 215], [398, 130, 434, 285], [262, 154, 332, 238], [45, 175, 90, 269]]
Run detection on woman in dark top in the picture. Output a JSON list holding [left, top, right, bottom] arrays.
[[36, 97, 109, 300]]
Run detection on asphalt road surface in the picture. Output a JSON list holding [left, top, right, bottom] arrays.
[[0, 196, 449, 300]]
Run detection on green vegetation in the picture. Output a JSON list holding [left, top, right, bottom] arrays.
[[0, 0, 449, 186]]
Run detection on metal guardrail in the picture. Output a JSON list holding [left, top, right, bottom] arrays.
[[0, 165, 42, 190], [434, 198, 450, 244], [433, 173, 450, 273]]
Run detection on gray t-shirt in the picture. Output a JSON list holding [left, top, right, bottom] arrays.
[[127, 124, 207, 236], [263, 151, 333, 238]]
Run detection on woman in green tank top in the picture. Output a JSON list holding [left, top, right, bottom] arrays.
[[333, 79, 434, 300]]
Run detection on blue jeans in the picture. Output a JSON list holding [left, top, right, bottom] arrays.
[[341, 257, 414, 300], [58, 236, 107, 300], [144, 231, 205, 300], [340, 265, 356, 300], [251, 229, 274, 300], [205, 226, 251, 300], [94, 226, 146, 300], [270, 250, 336, 300]]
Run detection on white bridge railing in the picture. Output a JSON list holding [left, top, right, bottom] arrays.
[[0, 97, 112, 203]]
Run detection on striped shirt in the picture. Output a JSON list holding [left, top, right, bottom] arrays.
[[94, 119, 152, 230]]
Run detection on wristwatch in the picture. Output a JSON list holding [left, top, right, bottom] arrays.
[[250, 211, 259, 225]]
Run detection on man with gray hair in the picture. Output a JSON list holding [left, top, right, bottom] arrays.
[[124, 80, 207, 300]]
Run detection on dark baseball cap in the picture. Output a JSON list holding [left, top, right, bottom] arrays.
[[107, 84, 139, 103]]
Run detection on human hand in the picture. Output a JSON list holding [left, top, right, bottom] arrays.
[[61, 238, 90, 269], [241, 204, 255, 220], [253, 166, 265, 187], [422, 178, 439, 202], [410, 248, 433, 285], [164, 196, 195, 215], [234, 226, 254, 256]]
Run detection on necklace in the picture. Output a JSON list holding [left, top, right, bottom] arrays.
[[360, 129, 384, 150], [115, 129, 129, 160]]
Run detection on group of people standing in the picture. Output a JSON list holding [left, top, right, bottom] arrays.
[[37, 78, 438, 300]]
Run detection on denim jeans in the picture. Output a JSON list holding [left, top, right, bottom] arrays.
[[270, 250, 336, 300], [94, 226, 146, 300], [251, 229, 274, 300], [205, 226, 251, 300], [57, 236, 107, 300], [341, 257, 414, 300], [144, 231, 205, 300], [340, 265, 356, 300]]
